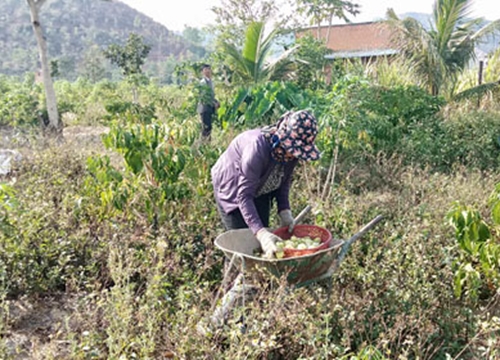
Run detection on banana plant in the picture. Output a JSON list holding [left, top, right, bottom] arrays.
[[217, 81, 314, 128]]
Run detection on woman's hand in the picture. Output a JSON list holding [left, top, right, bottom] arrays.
[[256, 229, 281, 258], [279, 209, 295, 232]]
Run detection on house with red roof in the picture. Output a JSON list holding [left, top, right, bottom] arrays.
[[296, 21, 399, 63]]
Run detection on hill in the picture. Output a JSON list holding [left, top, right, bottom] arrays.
[[0, 0, 206, 81]]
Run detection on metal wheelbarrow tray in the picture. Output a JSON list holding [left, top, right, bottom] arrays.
[[215, 215, 383, 288]]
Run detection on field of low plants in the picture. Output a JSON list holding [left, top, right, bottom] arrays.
[[0, 54, 499, 359], [3, 0, 500, 356]]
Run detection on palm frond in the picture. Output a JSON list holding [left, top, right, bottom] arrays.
[[242, 22, 265, 81], [255, 26, 281, 82], [453, 80, 500, 101], [242, 21, 263, 64], [263, 45, 300, 81], [221, 20, 297, 84], [221, 42, 254, 82], [471, 19, 500, 42], [433, 0, 472, 52]]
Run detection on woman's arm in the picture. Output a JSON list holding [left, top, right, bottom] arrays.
[[236, 141, 268, 234]]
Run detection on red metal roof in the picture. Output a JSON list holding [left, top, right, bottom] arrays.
[[296, 21, 396, 53]]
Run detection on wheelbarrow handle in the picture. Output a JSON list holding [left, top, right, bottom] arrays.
[[346, 215, 384, 245], [288, 205, 312, 233], [335, 214, 384, 264], [293, 205, 312, 225]]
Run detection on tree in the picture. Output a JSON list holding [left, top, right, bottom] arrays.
[[26, 0, 60, 133], [80, 45, 108, 83], [182, 26, 205, 47], [211, 0, 293, 48], [295, 33, 330, 90], [295, 0, 360, 42], [221, 21, 298, 85], [387, 0, 500, 96], [103, 33, 151, 102]]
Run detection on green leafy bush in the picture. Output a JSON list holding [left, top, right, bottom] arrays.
[[0, 151, 107, 295], [0, 75, 42, 126], [447, 184, 500, 303], [218, 81, 318, 128]]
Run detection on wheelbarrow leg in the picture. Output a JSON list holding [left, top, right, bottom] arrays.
[[209, 274, 257, 327], [198, 273, 258, 335], [324, 278, 333, 306]]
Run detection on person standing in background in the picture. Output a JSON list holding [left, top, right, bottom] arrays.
[[197, 64, 219, 140]]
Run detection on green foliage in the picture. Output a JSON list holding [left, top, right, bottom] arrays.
[[447, 197, 500, 303], [315, 77, 498, 173], [437, 111, 500, 169], [296, 0, 360, 25], [309, 77, 445, 168], [0, 151, 108, 295], [0, 75, 42, 126], [356, 84, 445, 144], [5, 52, 500, 358], [103, 33, 151, 77], [0, 183, 17, 237], [340, 345, 387, 360], [210, 0, 287, 50], [80, 44, 109, 83], [104, 101, 157, 124], [355, 83, 500, 171], [316, 75, 370, 158], [365, 57, 420, 88], [218, 81, 319, 128], [387, 0, 500, 96], [88, 115, 192, 228], [295, 33, 330, 90], [221, 21, 297, 85]]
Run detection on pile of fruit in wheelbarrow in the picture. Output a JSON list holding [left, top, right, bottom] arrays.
[[252, 206, 333, 259], [254, 223, 333, 259]]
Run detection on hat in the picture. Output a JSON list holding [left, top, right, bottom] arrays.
[[275, 110, 320, 161]]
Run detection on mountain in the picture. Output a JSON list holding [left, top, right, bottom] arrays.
[[0, 0, 206, 81]]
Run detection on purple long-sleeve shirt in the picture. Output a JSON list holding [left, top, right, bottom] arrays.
[[211, 129, 297, 234]]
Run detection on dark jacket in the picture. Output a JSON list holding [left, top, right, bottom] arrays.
[[197, 77, 217, 114]]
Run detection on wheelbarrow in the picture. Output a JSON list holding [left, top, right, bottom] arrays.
[[215, 214, 384, 288], [205, 215, 384, 330]]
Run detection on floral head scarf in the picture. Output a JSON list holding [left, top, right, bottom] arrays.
[[262, 110, 320, 162]]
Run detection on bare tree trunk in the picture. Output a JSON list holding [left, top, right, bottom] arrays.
[[326, 14, 333, 44], [320, 120, 340, 201], [132, 86, 138, 103], [315, 11, 321, 38], [27, 0, 61, 135]]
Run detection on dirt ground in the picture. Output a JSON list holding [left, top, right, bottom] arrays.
[[4, 295, 78, 359], [0, 125, 109, 149]]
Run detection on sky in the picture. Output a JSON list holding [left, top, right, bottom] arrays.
[[121, 0, 500, 33]]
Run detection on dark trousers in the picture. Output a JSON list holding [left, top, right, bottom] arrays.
[[216, 192, 275, 291], [216, 192, 275, 231], [200, 108, 214, 138]]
